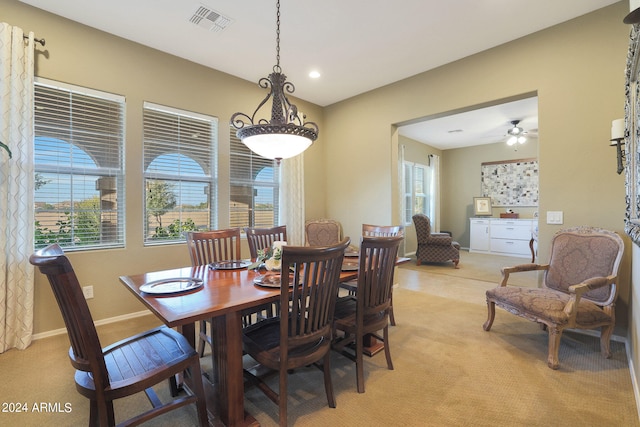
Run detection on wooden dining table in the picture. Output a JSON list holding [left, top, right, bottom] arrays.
[[119, 263, 360, 427]]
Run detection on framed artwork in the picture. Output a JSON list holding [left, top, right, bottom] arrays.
[[481, 158, 538, 207], [473, 197, 492, 216]]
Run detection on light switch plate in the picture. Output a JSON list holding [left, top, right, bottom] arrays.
[[546, 211, 563, 225]]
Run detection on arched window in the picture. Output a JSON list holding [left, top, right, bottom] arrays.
[[34, 79, 125, 250], [229, 127, 280, 230], [143, 103, 218, 244]]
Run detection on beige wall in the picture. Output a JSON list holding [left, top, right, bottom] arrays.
[[4, 0, 326, 334]]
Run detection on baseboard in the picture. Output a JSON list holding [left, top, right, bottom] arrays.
[[32, 310, 154, 341], [627, 341, 640, 421]]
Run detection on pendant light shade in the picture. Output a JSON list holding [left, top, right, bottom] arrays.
[[230, 0, 318, 163]]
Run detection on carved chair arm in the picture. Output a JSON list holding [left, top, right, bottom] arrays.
[[500, 263, 549, 287], [563, 275, 617, 324]]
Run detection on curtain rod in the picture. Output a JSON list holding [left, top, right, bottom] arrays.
[[23, 34, 45, 46]]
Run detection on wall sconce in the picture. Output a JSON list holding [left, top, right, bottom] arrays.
[[610, 118, 625, 175]]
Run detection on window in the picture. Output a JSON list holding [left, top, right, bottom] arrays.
[[143, 103, 218, 244], [229, 127, 280, 230], [403, 161, 434, 225], [34, 78, 125, 251]]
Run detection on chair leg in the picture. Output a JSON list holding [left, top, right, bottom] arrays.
[[600, 324, 614, 358], [547, 327, 563, 369], [187, 358, 210, 427], [198, 320, 207, 357], [482, 301, 495, 331], [323, 351, 336, 408], [389, 292, 396, 326], [453, 259, 460, 269], [356, 334, 365, 393], [279, 367, 288, 427], [383, 325, 393, 371]]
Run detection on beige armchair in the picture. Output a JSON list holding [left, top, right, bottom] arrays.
[[412, 214, 460, 268], [483, 226, 624, 369]]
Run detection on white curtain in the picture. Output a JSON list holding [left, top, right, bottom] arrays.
[[279, 154, 305, 246], [429, 154, 441, 232], [0, 23, 35, 352]]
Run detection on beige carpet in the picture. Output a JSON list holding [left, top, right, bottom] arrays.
[[1, 251, 637, 426]]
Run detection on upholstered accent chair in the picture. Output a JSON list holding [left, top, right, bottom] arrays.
[[305, 219, 342, 246], [412, 214, 460, 268], [483, 226, 624, 369]]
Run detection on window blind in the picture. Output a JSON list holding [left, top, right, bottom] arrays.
[[229, 126, 280, 230], [34, 78, 126, 251], [143, 102, 217, 244]]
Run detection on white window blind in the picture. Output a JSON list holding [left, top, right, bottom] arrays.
[[34, 78, 126, 251], [143, 102, 217, 244], [229, 127, 280, 230]]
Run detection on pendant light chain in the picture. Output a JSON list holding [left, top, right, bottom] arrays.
[[275, 0, 281, 72]]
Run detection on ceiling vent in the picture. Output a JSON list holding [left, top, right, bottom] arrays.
[[189, 4, 232, 33]]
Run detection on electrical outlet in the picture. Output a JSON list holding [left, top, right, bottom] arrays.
[[82, 286, 94, 299]]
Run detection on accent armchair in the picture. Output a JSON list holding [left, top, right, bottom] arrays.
[[412, 214, 460, 268], [483, 226, 624, 369]]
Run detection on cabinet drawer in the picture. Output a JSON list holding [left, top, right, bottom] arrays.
[[490, 223, 532, 240], [490, 238, 531, 256]]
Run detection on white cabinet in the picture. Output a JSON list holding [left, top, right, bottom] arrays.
[[469, 219, 490, 252], [470, 218, 536, 258]]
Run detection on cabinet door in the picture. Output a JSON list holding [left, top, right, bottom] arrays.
[[470, 219, 490, 251]]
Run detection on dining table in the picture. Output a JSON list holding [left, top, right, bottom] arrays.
[[119, 261, 361, 427]]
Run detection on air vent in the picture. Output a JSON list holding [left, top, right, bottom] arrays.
[[189, 4, 232, 33]]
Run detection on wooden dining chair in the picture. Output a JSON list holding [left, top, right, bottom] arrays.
[[332, 235, 403, 393], [29, 244, 209, 427], [348, 224, 404, 325], [244, 225, 288, 259], [362, 223, 404, 237], [186, 228, 242, 357], [242, 238, 351, 427]]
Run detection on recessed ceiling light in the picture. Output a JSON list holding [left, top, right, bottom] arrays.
[[309, 71, 321, 79]]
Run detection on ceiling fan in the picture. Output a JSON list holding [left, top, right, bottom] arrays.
[[506, 120, 528, 145]]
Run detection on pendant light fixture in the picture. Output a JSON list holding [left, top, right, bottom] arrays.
[[506, 120, 527, 146], [230, 0, 318, 163]]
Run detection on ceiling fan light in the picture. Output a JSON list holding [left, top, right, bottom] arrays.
[[507, 136, 517, 146], [518, 136, 526, 144]]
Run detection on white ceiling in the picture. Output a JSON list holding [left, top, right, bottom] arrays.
[[399, 96, 539, 150], [19, 0, 620, 148]]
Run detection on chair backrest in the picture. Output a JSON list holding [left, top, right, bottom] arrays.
[[186, 228, 242, 266], [279, 238, 351, 352], [545, 226, 624, 305], [244, 225, 287, 259], [305, 219, 342, 246], [412, 214, 432, 241], [29, 244, 109, 389], [357, 236, 403, 321], [362, 223, 404, 237]]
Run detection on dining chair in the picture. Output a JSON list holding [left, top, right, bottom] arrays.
[[362, 223, 404, 237], [305, 219, 342, 246], [242, 237, 351, 427], [244, 225, 288, 259], [29, 244, 209, 427], [332, 235, 403, 393], [347, 224, 404, 325], [186, 228, 242, 357]]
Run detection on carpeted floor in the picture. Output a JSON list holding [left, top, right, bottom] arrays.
[[1, 251, 637, 426]]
